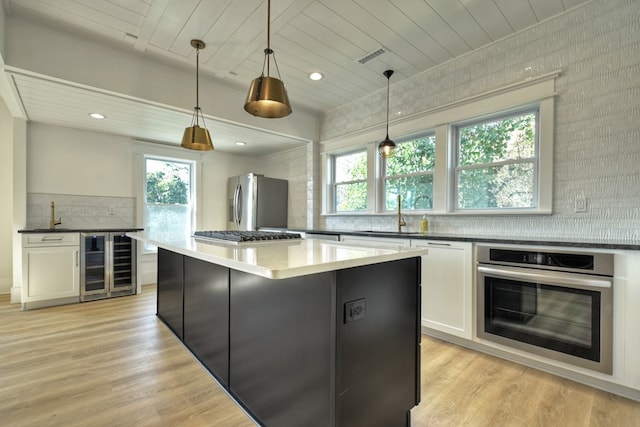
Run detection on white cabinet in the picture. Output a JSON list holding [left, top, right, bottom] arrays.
[[340, 235, 411, 248], [411, 239, 473, 339], [616, 251, 640, 391], [22, 233, 80, 309]]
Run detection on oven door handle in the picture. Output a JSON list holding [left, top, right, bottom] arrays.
[[477, 265, 612, 289]]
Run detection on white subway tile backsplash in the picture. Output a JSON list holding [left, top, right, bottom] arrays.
[[27, 193, 136, 229]]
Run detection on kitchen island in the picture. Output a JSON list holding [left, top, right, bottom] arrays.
[[127, 231, 426, 427]]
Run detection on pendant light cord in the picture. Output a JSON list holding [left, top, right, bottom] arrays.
[[195, 46, 200, 111], [266, 0, 271, 76]]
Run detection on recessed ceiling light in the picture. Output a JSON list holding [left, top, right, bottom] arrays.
[[309, 72, 323, 81], [89, 113, 106, 119], [235, 141, 247, 146]]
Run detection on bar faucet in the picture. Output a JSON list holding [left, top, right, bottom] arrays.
[[397, 194, 406, 233], [49, 201, 62, 229]]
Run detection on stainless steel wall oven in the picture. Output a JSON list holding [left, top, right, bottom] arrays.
[[477, 245, 614, 374]]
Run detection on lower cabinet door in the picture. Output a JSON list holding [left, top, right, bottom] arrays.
[[24, 246, 79, 301], [411, 240, 473, 339], [183, 257, 230, 386], [157, 248, 184, 339]]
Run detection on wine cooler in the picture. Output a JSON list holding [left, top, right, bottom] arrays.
[[80, 232, 136, 301]]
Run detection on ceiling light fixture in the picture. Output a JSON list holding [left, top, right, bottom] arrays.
[[244, 0, 292, 118], [309, 72, 323, 81], [378, 69, 396, 158], [181, 39, 214, 151], [89, 113, 105, 119], [235, 141, 247, 146]]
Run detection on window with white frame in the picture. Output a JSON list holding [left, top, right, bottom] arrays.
[[331, 150, 368, 212], [322, 73, 556, 216], [144, 156, 195, 251], [383, 134, 435, 211], [454, 109, 538, 211]]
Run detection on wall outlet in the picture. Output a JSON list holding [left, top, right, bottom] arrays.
[[575, 196, 587, 213], [344, 298, 366, 323], [108, 205, 116, 216]]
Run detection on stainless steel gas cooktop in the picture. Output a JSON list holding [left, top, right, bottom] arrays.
[[193, 230, 302, 244]]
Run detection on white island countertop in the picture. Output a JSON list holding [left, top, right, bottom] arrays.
[[127, 231, 427, 279]]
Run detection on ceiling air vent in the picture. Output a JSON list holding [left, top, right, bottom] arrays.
[[357, 48, 386, 64]]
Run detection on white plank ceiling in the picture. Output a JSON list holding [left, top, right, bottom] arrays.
[[2, 0, 590, 154]]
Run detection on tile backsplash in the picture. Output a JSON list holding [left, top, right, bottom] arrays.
[[27, 193, 136, 229]]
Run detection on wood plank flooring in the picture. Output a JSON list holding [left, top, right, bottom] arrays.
[[1, 286, 639, 427]]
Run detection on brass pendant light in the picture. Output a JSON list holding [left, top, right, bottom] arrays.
[[378, 69, 396, 158], [181, 39, 214, 151], [244, 0, 292, 118]]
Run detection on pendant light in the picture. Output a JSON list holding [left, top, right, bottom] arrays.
[[181, 39, 214, 151], [378, 69, 396, 158], [244, 0, 292, 118]]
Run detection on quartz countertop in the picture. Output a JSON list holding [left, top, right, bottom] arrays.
[[19, 228, 143, 233], [127, 231, 427, 280], [273, 228, 640, 251]]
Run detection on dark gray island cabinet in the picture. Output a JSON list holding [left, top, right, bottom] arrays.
[[141, 233, 425, 427]]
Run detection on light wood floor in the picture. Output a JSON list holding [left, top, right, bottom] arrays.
[[1, 286, 639, 427]]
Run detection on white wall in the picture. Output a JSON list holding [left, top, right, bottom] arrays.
[[27, 123, 135, 196], [26, 122, 262, 231], [0, 97, 13, 293], [320, 0, 640, 241]]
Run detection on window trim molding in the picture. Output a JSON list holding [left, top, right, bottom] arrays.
[[449, 106, 545, 214], [324, 147, 370, 214], [134, 144, 201, 253], [321, 71, 559, 216]]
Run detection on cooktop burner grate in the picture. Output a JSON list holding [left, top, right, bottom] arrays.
[[193, 230, 302, 243]]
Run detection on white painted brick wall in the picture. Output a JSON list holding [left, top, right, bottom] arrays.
[[319, 0, 640, 241], [259, 145, 309, 229]]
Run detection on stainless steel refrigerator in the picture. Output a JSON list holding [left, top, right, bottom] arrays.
[[227, 173, 288, 230]]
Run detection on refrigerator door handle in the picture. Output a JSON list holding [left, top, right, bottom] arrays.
[[236, 184, 243, 227], [233, 184, 241, 226]]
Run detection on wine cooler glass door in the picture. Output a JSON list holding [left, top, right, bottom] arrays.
[[81, 233, 107, 300]]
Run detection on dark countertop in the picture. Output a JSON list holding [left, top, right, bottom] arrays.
[[19, 228, 143, 233], [273, 228, 640, 251]]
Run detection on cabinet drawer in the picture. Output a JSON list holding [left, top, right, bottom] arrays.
[[23, 233, 79, 247]]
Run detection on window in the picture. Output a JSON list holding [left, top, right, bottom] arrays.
[[322, 73, 556, 216], [383, 134, 435, 211], [144, 157, 195, 251], [332, 150, 367, 212], [454, 109, 538, 211]]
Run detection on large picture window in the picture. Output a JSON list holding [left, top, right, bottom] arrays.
[[332, 150, 367, 212], [383, 134, 435, 211], [454, 109, 538, 210], [144, 157, 194, 251]]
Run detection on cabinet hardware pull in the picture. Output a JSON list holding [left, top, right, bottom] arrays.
[[427, 242, 451, 246], [42, 237, 63, 241]]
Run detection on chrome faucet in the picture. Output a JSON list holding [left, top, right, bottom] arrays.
[[49, 201, 62, 229], [397, 195, 406, 232]]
